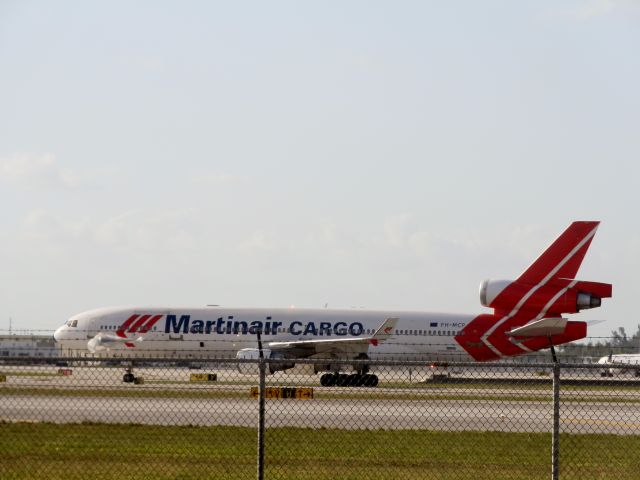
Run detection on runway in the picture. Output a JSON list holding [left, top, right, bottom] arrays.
[[1, 364, 639, 435], [2, 393, 639, 434]]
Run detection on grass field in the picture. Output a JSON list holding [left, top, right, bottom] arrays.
[[1, 422, 638, 479]]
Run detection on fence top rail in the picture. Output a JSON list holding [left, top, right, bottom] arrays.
[[1, 355, 638, 371]]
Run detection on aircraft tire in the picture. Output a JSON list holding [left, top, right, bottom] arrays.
[[320, 373, 333, 387], [363, 374, 378, 387], [123, 373, 135, 383], [347, 373, 359, 387], [336, 374, 349, 387]]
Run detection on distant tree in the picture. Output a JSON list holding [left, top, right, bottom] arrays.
[[546, 323, 640, 362], [557, 324, 640, 359], [631, 324, 640, 352], [611, 327, 628, 347]]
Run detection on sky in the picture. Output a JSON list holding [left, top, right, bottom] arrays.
[[1, 1, 639, 340]]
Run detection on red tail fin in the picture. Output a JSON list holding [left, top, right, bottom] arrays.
[[517, 221, 599, 285], [457, 221, 610, 361]]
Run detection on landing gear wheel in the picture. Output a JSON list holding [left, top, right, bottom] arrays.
[[320, 373, 333, 386], [362, 374, 378, 387], [123, 373, 135, 383], [336, 374, 349, 387], [347, 373, 359, 387], [321, 372, 378, 387]]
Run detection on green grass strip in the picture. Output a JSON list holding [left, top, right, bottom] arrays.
[[1, 422, 638, 479]]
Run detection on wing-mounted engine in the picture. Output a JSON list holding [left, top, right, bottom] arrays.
[[236, 348, 295, 375], [87, 332, 142, 353], [479, 278, 612, 316]]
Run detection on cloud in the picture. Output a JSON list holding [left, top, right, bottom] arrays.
[[575, 0, 618, 19], [13, 208, 198, 256], [236, 229, 277, 253], [555, 0, 640, 21], [0, 153, 83, 189], [92, 209, 198, 252], [383, 213, 414, 248], [192, 171, 242, 186]]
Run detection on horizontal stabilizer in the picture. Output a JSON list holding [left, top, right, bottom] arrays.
[[586, 319, 606, 327], [507, 317, 567, 337]]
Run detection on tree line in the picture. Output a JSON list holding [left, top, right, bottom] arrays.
[[558, 324, 640, 359]]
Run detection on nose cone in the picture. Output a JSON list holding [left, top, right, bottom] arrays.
[[53, 325, 65, 343]]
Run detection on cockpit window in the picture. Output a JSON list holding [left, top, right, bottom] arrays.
[[67, 320, 78, 328]]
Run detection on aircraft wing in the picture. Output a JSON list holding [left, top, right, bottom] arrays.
[[267, 317, 398, 358]]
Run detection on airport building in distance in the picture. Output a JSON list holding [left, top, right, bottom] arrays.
[[0, 334, 61, 358]]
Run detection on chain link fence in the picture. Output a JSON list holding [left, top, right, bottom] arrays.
[[1, 356, 639, 479]]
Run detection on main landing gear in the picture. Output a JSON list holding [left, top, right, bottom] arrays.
[[122, 367, 141, 384], [319, 372, 379, 387]]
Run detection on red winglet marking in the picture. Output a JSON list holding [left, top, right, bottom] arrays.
[[369, 339, 379, 346], [124, 342, 135, 348]]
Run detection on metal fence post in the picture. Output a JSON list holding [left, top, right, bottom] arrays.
[[551, 363, 560, 480], [257, 357, 266, 480], [257, 332, 266, 480]]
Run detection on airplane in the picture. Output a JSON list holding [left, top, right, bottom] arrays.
[[54, 220, 612, 386], [597, 353, 640, 377]]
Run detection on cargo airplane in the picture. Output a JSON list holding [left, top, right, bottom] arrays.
[[54, 221, 611, 386], [598, 353, 640, 377]]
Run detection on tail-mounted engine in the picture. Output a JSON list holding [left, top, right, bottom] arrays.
[[236, 348, 295, 375], [479, 278, 612, 315]]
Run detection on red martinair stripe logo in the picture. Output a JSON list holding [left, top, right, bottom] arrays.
[[116, 314, 164, 344]]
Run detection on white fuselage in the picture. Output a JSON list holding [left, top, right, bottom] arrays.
[[54, 306, 474, 361], [598, 354, 640, 376]]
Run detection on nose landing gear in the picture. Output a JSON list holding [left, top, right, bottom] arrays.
[[122, 367, 141, 384]]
